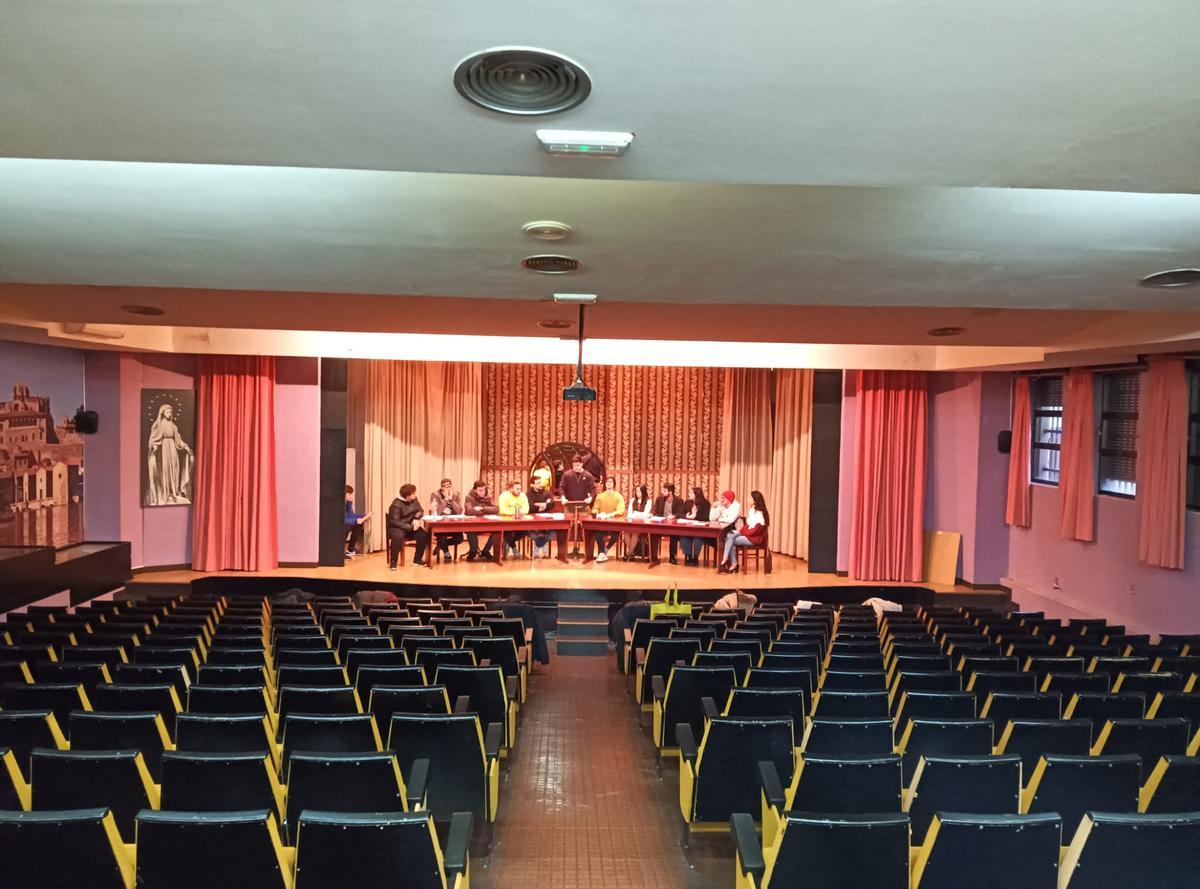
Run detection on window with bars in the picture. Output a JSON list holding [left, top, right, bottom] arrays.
[[1031, 376, 1063, 485], [1189, 367, 1199, 511], [1098, 372, 1140, 497]]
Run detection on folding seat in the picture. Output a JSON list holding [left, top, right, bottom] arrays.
[[187, 684, 272, 719], [1138, 755, 1200, 813], [0, 658, 32, 686], [892, 654, 952, 677], [2, 643, 57, 664], [176, 713, 277, 762], [1069, 618, 1109, 635], [651, 666, 737, 752], [197, 664, 273, 689], [0, 808, 134, 889], [0, 711, 68, 783], [285, 751, 426, 838], [813, 689, 889, 719], [1059, 812, 1200, 889], [1113, 671, 1189, 695], [968, 670, 1038, 699], [1147, 690, 1200, 730], [11, 630, 78, 656], [898, 718, 994, 777], [1021, 753, 1140, 834], [479, 618, 531, 661], [395, 629, 444, 657], [1159, 633, 1200, 653], [759, 650, 820, 676], [711, 638, 765, 666], [458, 636, 526, 700], [90, 684, 182, 732], [821, 670, 887, 691], [1, 681, 91, 728], [205, 647, 268, 669], [435, 665, 518, 749], [32, 749, 157, 841], [333, 632, 391, 663], [746, 667, 815, 699], [61, 645, 128, 672], [692, 651, 754, 683], [386, 713, 502, 848], [1063, 692, 1145, 741], [724, 688, 806, 733], [760, 755, 904, 842], [727, 628, 775, 651], [136, 809, 292, 889], [904, 754, 1021, 843], [276, 685, 361, 733], [272, 626, 326, 645], [1103, 632, 1152, 650], [1042, 672, 1110, 696], [1091, 718, 1191, 780], [801, 717, 893, 755], [160, 751, 283, 819], [685, 619, 728, 639], [69, 710, 174, 779], [32, 661, 112, 694], [355, 664, 426, 702], [995, 718, 1092, 772], [131, 647, 199, 684], [958, 655, 1019, 675], [413, 648, 476, 677], [1089, 656, 1152, 679], [88, 629, 145, 651], [1008, 641, 1067, 661], [634, 638, 701, 704], [111, 663, 188, 703], [892, 672, 963, 701], [281, 713, 381, 768], [277, 665, 349, 689], [343, 647, 409, 682], [2, 747, 30, 810], [275, 646, 339, 668], [911, 812, 1062, 889], [980, 691, 1062, 729], [893, 691, 975, 729], [441, 625, 487, 647]]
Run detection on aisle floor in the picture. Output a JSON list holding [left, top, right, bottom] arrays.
[[475, 651, 728, 889]]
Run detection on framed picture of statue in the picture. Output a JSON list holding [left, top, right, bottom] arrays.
[[141, 389, 196, 507]]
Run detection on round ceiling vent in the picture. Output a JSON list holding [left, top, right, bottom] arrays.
[[454, 47, 591, 116], [1138, 268, 1200, 288], [927, 326, 966, 338], [523, 220, 573, 241], [522, 254, 582, 274]]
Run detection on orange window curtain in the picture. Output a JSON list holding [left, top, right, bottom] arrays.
[[767, 369, 814, 559], [191, 356, 279, 571], [719, 368, 774, 517], [1005, 377, 1033, 527], [1137, 360, 1188, 569], [848, 370, 927, 582], [1058, 370, 1095, 542]]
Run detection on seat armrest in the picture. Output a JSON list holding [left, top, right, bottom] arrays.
[[701, 696, 719, 721], [635, 647, 647, 671], [443, 811, 473, 882], [757, 760, 786, 811], [504, 675, 518, 702], [623, 629, 633, 644], [453, 695, 472, 714], [484, 722, 504, 760], [730, 813, 765, 884], [406, 757, 431, 810], [652, 674, 667, 704], [678, 723, 699, 766]]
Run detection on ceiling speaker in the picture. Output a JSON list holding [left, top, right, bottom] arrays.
[[74, 408, 99, 435]]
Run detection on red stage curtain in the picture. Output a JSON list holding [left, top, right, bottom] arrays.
[[1058, 370, 1095, 542], [848, 370, 927, 582], [1005, 377, 1033, 528], [192, 356, 279, 571], [1137, 360, 1188, 569]]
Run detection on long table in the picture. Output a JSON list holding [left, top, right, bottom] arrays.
[[423, 517, 571, 568], [580, 517, 727, 573]]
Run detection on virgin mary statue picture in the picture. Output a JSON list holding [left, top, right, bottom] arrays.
[[141, 389, 196, 507]]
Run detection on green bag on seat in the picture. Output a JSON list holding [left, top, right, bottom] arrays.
[[650, 584, 690, 619]]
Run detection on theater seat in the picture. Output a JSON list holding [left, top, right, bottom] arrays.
[[280, 714, 382, 769], [897, 718, 994, 777], [435, 665, 518, 750], [175, 713, 278, 766], [1, 748, 31, 810], [187, 684, 273, 720], [892, 691, 976, 728], [725, 688, 806, 734], [1021, 754, 1141, 833], [760, 753, 902, 845], [31, 749, 158, 842], [1059, 812, 1200, 889], [903, 754, 1021, 844], [0, 808, 134, 889], [0, 681, 91, 728], [813, 690, 890, 719], [994, 718, 1092, 772], [0, 711, 69, 782], [801, 717, 893, 755], [293, 810, 470, 889], [1063, 692, 1146, 741], [1138, 755, 1200, 813], [1091, 718, 1191, 780], [68, 711, 175, 780], [911, 812, 1062, 889], [355, 665, 426, 704], [285, 751, 428, 837], [90, 684, 183, 734], [652, 666, 737, 752], [635, 638, 701, 704], [160, 751, 284, 820], [692, 651, 754, 684], [136, 809, 293, 889]]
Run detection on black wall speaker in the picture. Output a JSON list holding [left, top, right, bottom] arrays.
[[74, 408, 100, 435], [997, 430, 1012, 454]]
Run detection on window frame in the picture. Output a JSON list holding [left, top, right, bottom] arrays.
[[1096, 371, 1140, 499], [1030, 375, 1063, 487]]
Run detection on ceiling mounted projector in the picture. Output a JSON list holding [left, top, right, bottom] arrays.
[[536, 130, 634, 157], [558, 294, 598, 401]]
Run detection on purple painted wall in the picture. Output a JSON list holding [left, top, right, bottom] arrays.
[[274, 357, 321, 564], [1006, 485, 1200, 634], [926, 373, 979, 580], [83, 351, 122, 541], [972, 373, 1012, 584]]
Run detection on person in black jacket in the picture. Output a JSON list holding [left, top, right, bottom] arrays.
[[652, 483, 689, 564], [386, 483, 429, 569]]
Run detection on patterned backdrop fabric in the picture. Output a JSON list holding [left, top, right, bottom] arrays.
[[481, 363, 727, 499]]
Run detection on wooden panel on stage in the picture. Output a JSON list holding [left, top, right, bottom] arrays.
[[425, 517, 571, 567], [922, 530, 962, 586], [580, 518, 724, 572]]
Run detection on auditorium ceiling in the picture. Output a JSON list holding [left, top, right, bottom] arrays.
[[1, 0, 1197, 369]]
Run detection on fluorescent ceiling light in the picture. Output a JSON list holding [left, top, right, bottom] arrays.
[[536, 129, 634, 156]]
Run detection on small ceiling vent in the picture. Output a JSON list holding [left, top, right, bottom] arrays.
[[1139, 268, 1200, 288], [454, 47, 591, 116], [522, 254, 582, 274]]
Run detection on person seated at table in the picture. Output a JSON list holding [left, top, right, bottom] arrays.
[[464, 479, 498, 561], [707, 489, 741, 561], [498, 479, 530, 558], [386, 483, 429, 569], [720, 490, 769, 573], [678, 486, 711, 566], [344, 485, 369, 558], [527, 470, 557, 559], [429, 477, 464, 561], [622, 483, 652, 561], [591, 477, 625, 563], [653, 483, 689, 564]]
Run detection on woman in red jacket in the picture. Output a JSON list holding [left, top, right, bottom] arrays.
[[719, 490, 769, 573]]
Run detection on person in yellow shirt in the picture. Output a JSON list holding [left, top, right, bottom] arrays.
[[591, 477, 626, 563], [497, 479, 531, 559]]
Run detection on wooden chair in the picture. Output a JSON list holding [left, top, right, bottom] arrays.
[[739, 533, 773, 574]]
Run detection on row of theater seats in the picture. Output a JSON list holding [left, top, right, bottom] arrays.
[[0, 592, 538, 887], [625, 602, 1200, 888]]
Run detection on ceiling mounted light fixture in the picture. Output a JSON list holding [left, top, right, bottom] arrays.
[[536, 129, 634, 157], [1138, 268, 1200, 288], [522, 254, 582, 274], [121, 304, 165, 316], [453, 47, 591, 116], [927, 326, 966, 338], [523, 220, 573, 241]]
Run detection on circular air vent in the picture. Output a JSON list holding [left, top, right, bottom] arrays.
[[1139, 268, 1200, 288], [523, 220, 573, 241], [454, 47, 591, 116], [522, 254, 581, 274], [927, 326, 966, 338]]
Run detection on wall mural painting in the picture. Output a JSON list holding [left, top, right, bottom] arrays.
[[142, 389, 196, 507]]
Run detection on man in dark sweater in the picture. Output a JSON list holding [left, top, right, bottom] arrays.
[[464, 480, 498, 561], [559, 456, 596, 558], [652, 483, 688, 564], [386, 483, 429, 569]]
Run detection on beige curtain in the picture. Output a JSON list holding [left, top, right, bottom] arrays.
[[719, 368, 774, 521], [768, 369, 814, 559], [348, 360, 482, 552]]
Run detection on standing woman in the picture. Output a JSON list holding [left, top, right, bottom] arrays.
[[622, 484, 652, 561], [679, 486, 711, 566], [720, 490, 769, 573]]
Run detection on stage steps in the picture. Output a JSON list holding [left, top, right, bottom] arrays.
[[555, 601, 609, 657]]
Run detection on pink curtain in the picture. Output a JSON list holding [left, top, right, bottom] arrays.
[[192, 356, 279, 571], [1058, 370, 1095, 542], [1005, 377, 1033, 527], [849, 370, 927, 582], [1137, 360, 1188, 569]]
